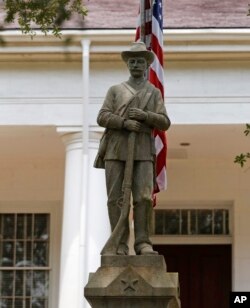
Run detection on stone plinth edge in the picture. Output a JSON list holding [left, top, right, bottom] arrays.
[[101, 255, 167, 269]]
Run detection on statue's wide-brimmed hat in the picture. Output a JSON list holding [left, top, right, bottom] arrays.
[[121, 42, 154, 64]]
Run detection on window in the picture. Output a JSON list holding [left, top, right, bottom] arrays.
[[0, 214, 50, 308], [154, 209, 229, 236]]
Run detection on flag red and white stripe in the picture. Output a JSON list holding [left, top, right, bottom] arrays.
[[136, 0, 167, 194]]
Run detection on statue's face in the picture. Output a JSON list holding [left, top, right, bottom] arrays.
[[127, 57, 147, 78]]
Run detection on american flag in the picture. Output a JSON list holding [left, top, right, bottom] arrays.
[[136, 0, 167, 194]]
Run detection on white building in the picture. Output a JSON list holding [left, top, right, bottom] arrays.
[[0, 2, 250, 307]]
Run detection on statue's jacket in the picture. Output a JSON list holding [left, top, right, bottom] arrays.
[[97, 80, 171, 162]]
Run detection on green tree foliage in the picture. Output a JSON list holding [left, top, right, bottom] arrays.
[[234, 124, 250, 167], [2, 0, 87, 37]]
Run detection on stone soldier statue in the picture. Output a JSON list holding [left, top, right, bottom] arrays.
[[94, 42, 171, 256]]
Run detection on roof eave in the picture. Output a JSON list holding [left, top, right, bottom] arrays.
[[1, 29, 250, 61]]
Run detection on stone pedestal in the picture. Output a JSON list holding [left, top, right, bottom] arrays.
[[84, 255, 181, 308]]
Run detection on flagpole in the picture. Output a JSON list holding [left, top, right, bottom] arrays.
[[140, 0, 150, 78], [140, 0, 145, 42]]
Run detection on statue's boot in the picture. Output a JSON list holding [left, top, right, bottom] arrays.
[[134, 201, 158, 255], [108, 202, 129, 255]]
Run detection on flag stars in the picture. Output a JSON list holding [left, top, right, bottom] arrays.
[[153, 0, 163, 19]]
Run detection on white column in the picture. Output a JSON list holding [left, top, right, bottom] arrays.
[[58, 130, 111, 308], [85, 133, 110, 274], [58, 132, 83, 308]]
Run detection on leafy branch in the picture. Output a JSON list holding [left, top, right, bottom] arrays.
[[2, 0, 88, 38], [234, 124, 250, 167], [244, 123, 250, 136]]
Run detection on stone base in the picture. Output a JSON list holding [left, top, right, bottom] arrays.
[[84, 255, 181, 308]]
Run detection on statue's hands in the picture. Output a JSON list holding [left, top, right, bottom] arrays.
[[128, 108, 148, 121], [124, 119, 142, 132]]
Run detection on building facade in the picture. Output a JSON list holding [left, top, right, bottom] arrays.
[[0, 27, 250, 307]]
